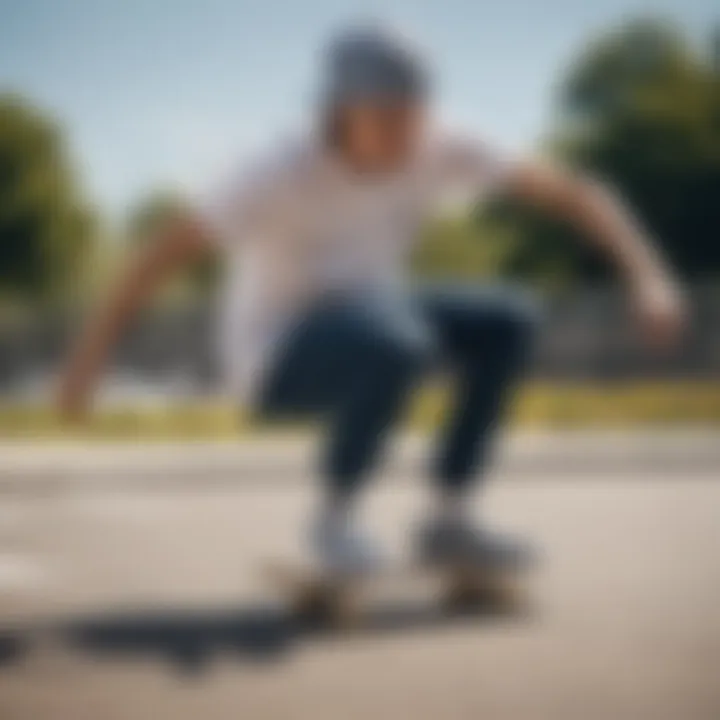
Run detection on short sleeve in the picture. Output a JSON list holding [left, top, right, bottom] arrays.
[[192, 142, 303, 248], [436, 131, 518, 200], [192, 161, 273, 248]]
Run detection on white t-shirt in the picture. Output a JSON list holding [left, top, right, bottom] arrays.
[[196, 129, 515, 403]]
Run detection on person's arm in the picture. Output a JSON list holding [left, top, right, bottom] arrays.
[[503, 161, 686, 349], [56, 215, 213, 420]]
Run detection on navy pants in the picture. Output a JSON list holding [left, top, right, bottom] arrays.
[[258, 284, 538, 500]]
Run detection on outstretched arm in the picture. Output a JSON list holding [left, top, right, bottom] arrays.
[[56, 215, 213, 420], [503, 161, 686, 349]]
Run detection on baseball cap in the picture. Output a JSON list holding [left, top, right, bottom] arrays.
[[320, 23, 431, 108]]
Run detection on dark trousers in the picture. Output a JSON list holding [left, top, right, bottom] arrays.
[[257, 284, 539, 500]]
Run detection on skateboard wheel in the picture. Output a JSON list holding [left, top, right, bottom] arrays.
[[292, 583, 359, 627], [442, 568, 525, 613]]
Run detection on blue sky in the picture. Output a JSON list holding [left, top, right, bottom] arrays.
[[1, 0, 716, 217]]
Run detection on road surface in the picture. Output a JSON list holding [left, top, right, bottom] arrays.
[[0, 434, 718, 719]]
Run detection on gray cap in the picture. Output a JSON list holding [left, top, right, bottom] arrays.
[[321, 24, 431, 108]]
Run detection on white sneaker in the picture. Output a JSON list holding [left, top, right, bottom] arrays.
[[309, 513, 386, 577]]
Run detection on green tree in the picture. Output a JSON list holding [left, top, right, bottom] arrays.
[[0, 94, 96, 304], [412, 213, 514, 280], [126, 191, 186, 241], [486, 19, 720, 286], [125, 191, 218, 299]]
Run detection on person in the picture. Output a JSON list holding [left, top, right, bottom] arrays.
[[57, 24, 685, 576]]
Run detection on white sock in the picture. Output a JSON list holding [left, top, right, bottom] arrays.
[[434, 492, 472, 525], [317, 494, 354, 534]]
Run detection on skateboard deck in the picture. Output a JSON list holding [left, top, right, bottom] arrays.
[[262, 558, 530, 627]]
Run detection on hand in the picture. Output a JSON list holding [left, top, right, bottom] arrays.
[[631, 271, 687, 352]]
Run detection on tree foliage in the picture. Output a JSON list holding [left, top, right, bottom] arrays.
[[0, 94, 96, 303], [125, 191, 219, 298], [482, 19, 720, 286], [412, 213, 516, 279]]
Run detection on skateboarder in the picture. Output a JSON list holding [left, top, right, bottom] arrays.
[[57, 24, 685, 577]]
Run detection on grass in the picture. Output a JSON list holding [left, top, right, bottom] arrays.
[[1, 382, 719, 440]]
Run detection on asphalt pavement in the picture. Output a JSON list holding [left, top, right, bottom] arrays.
[[0, 432, 718, 720]]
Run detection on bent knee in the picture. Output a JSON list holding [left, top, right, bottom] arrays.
[[371, 326, 437, 374], [481, 291, 542, 371], [502, 292, 542, 347]]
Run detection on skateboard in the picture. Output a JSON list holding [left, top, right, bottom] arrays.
[[262, 558, 530, 627]]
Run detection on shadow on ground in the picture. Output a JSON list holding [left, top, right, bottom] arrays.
[[0, 599, 532, 675]]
